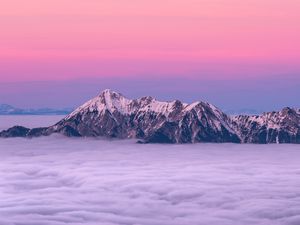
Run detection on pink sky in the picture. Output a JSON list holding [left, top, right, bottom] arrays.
[[0, 0, 300, 82]]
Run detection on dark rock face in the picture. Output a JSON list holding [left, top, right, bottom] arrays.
[[0, 126, 30, 138], [45, 90, 240, 143], [0, 90, 299, 144], [27, 127, 48, 137], [0, 126, 48, 138], [232, 107, 300, 144]]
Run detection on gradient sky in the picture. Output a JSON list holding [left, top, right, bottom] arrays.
[[0, 0, 299, 110]]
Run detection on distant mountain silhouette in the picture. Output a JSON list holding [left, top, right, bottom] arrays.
[[0, 104, 72, 115]]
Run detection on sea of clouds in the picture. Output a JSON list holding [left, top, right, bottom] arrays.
[[0, 116, 300, 225]]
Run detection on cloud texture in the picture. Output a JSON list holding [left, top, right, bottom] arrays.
[[0, 136, 300, 225]]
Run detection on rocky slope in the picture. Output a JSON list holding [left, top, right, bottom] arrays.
[[1, 89, 299, 144], [232, 107, 300, 144]]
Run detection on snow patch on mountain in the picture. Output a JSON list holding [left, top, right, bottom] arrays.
[[1, 90, 299, 144]]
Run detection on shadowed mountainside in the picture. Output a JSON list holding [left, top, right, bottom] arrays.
[[1, 89, 299, 144]]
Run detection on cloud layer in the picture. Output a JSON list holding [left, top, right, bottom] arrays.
[[0, 136, 300, 225]]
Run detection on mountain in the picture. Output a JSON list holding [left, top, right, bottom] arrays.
[[0, 104, 72, 115], [0, 89, 299, 144], [232, 107, 300, 143], [225, 108, 264, 116], [0, 104, 21, 115]]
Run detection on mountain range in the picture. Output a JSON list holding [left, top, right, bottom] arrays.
[[1, 89, 299, 144], [0, 104, 72, 115]]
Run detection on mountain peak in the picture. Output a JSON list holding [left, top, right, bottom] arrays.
[[1, 90, 299, 144], [281, 107, 296, 115], [0, 104, 15, 110], [99, 89, 124, 99]]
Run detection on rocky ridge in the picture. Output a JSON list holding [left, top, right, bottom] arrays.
[[1, 89, 299, 144]]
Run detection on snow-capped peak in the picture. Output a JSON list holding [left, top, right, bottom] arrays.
[[136, 98, 185, 117], [3, 90, 298, 144], [65, 89, 134, 119], [68, 90, 211, 118], [98, 89, 133, 114], [99, 89, 123, 99]]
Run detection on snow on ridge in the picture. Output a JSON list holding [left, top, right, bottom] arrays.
[[208, 103, 236, 132], [137, 98, 187, 116], [102, 89, 133, 114], [65, 90, 234, 130], [183, 101, 202, 111], [65, 97, 100, 119], [65, 89, 133, 118], [67, 89, 212, 118], [232, 107, 300, 131], [182, 101, 234, 132], [63, 90, 299, 136]]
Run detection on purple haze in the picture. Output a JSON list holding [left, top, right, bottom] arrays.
[[0, 76, 299, 112]]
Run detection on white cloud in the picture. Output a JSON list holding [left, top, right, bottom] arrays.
[[0, 136, 300, 225]]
